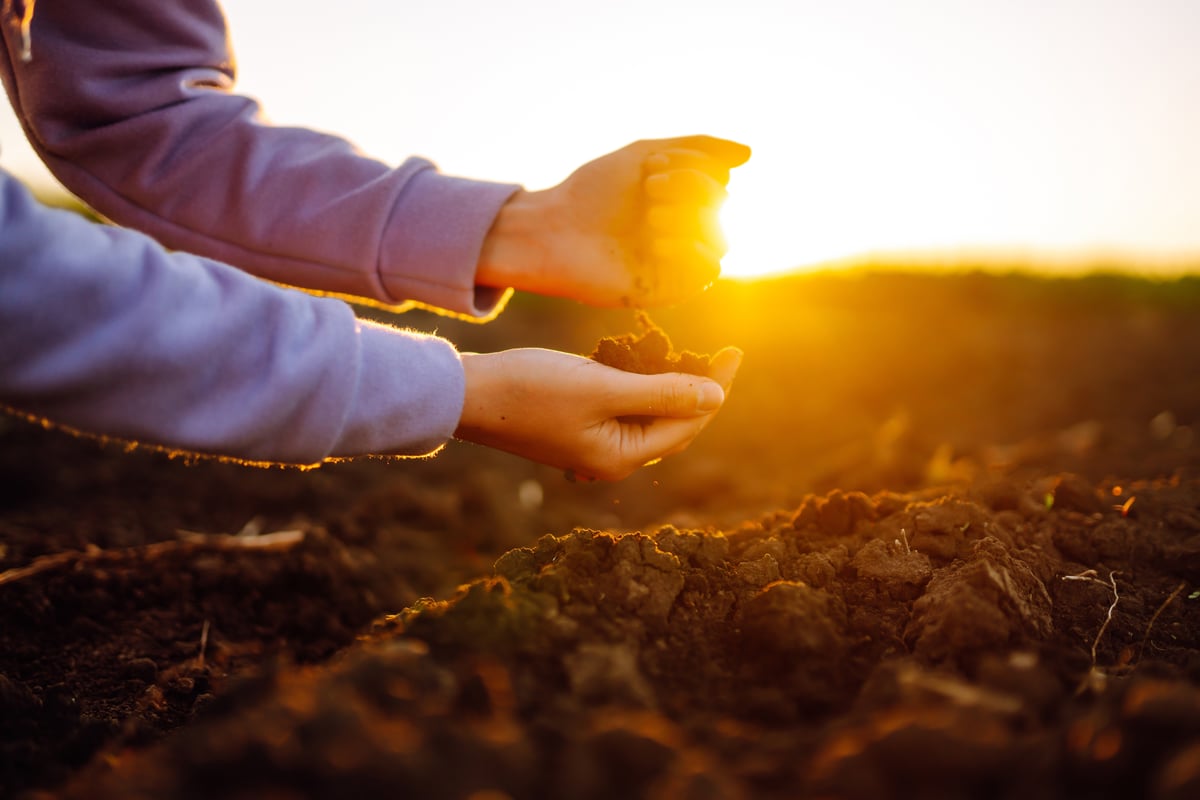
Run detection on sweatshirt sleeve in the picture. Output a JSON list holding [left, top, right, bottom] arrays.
[[0, 0, 519, 318], [0, 169, 467, 465]]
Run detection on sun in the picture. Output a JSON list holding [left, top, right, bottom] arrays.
[[717, 168, 862, 281]]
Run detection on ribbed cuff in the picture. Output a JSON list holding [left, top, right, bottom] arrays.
[[378, 168, 520, 318], [330, 319, 466, 457]]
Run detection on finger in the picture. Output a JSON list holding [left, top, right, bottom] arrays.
[[707, 346, 744, 393], [657, 135, 751, 167], [624, 415, 709, 463], [640, 253, 721, 308], [608, 372, 725, 419], [573, 413, 707, 482], [646, 204, 727, 255], [650, 237, 723, 266], [644, 169, 727, 206], [649, 238, 723, 285], [644, 348, 743, 461], [645, 149, 732, 185], [563, 468, 598, 483], [641, 351, 741, 460], [601, 352, 741, 475]]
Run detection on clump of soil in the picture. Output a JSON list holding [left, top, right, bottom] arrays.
[[591, 312, 711, 376]]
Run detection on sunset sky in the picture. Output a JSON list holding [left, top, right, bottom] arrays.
[[2, 0, 1197, 277]]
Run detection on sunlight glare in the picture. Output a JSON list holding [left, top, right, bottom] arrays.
[[719, 166, 864, 280]]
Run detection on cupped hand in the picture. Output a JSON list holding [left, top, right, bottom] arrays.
[[455, 346, 743, 480], [478, 135, 751, 308]]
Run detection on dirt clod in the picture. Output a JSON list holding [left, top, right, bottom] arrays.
[[591, 312, 712, 375]]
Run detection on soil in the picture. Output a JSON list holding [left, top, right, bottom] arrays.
[[2, 270, 1199, 799], [590, 312, 711, 376]]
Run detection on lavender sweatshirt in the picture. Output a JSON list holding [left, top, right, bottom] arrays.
[[0, 0, 520, 464]]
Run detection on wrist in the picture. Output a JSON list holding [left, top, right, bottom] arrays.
[[455, 351, 510, 441], [476, 188, 559, 294], [455, 352, 485, 438]]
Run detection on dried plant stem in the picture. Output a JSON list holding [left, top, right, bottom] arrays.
[[1136, 581, 1186, 663], [1062, 569, 1122, 667], [0, 550, 87, 587], [0, 530, 306, 588], [198, 619, 211, 668]]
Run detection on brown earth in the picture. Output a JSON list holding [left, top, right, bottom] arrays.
[[2, 269, 1199, 799], [591, 312, 712, 376]]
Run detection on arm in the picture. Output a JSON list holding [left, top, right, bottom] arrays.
[[0, 171, 742, 475], [1, 167, 744, 475], [0, 169, 466, 465], [0, 0, 518, 317]]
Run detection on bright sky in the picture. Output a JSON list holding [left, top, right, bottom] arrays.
[[2, 0, 1197, 276]]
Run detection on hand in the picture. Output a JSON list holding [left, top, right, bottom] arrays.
[[478, 135, 751, 308], [455, 346, 743, 481]]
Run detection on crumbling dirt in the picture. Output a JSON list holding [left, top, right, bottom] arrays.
[[2, 271, 1199, 799], [590, 312, 711, 376]]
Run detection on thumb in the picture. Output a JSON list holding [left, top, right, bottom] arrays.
[[668, 135, 752, 167], [707, 346, 744, 392], [615, 373, 725, 419]]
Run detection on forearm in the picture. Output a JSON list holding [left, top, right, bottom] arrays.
[[0, 170, 465, 465], [0, 0, 518, 317]]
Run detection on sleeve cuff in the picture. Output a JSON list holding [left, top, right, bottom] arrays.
[[378, 167, 520, 318], [330, 319, 466, 457]]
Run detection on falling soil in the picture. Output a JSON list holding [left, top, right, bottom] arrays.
[[2, 271, 1199, 799]]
